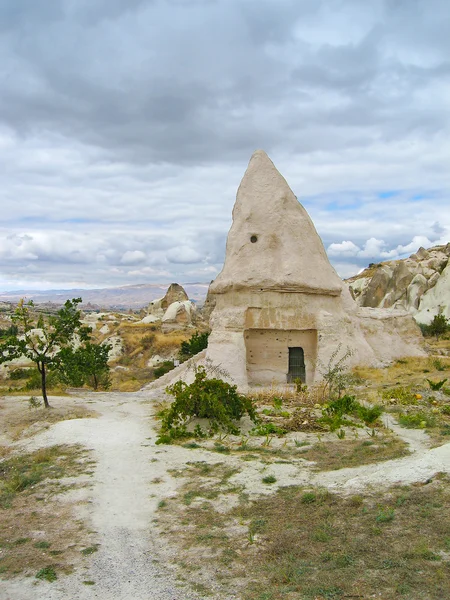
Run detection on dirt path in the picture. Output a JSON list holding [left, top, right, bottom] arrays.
[[0, 391, 199, 600]]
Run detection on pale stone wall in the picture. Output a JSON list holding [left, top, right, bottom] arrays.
[[245, 328, 317, 385]]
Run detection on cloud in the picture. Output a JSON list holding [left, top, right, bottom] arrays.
[[120, 250, 147, 265], [0, 0, 449, 289]]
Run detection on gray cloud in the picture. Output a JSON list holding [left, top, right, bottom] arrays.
[[0, 0, 449, 290]]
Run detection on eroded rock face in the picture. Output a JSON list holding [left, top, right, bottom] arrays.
[[161, 300, 196, 332], [210, 150, 342, 296], [204, 150, 424, 391], [348, 245, 450, 324]]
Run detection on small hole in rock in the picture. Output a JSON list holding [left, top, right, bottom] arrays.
[[250, 235, 258, 243]]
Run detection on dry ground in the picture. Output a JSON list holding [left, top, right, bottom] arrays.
[[1, 341, 450, 599]]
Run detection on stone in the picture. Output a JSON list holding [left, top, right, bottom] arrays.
[[161, 283, 189, 309], [415, 262, 450, 324], [381, 262, 414, 308], [348, 242, 450, 319], [147, 283, 189, 318], [161, 300, 196, 332], [139, 314, 159, 324], [210, 150, 342, 296], [406, 274, 428, 310], [361, 266, 392, 307]]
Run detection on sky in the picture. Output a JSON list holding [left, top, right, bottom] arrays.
[[0, 0, 449, 291]]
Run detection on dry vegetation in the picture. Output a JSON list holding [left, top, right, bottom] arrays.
[[0, 444, 96, 581], [156, 464, 450, 600], [0, 394, 98, 582], [0, 396, 97, 442]]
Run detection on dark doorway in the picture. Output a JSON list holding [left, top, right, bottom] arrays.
[[287, 347, 305, 383]]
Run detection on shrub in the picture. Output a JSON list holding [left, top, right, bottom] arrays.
[[141, 333, 155, 350], [157, 366, 258, 443], [262, 474, 277, 484], [419, 314, 450, 339], [153, 361, 175, 379], [9, 368, 31, 380], [179, 331, 209, 361], [319, 395, 383, 431], [250, 422, 287, 436]]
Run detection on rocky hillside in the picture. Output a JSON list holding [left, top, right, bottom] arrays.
[[348, 243, 450, 324]]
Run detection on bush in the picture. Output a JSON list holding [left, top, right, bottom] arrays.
[[419, 314, 450, 339], [319, 395, 383, 431], [141, 334, 155, 350], [9, 368, 31, 380], [25, 369, 59, 391], [154, 361, 175, 379], [250, 422, 287, 436], [179, 331, 209, 361], [157, 366, 258, 443]]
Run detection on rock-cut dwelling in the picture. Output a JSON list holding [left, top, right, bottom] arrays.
[[205, 150, 424, 391]]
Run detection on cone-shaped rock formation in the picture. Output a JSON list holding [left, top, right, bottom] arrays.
[[211, 150, 342, 296]]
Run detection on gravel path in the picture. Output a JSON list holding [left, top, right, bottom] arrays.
[[0, 391, 200, 600]]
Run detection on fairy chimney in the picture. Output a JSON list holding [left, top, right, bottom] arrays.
[[205, 151, 424, 390]]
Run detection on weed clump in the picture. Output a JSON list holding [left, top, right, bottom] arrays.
[[319, 395, 383, 431], [156, 367, 258, 443], [382, 386, 417, 404]]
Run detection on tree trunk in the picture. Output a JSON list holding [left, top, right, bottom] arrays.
[[39, 362, 50, 408], [93, 373, 98, 391]]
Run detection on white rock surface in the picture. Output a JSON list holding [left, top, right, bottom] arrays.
[[103, 335, 123, 360], [139, 314, 159, 324], [415, 261, 450, 324], [349, 243, 450, 323]]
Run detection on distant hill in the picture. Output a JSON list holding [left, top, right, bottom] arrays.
[[347, 243, 450, 324], [0, 283, 210, 310]]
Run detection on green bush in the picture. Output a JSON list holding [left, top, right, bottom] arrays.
[[319, 395, 383, 431], [426, 378, 447, 391], [250, 422, 286, 436], [9, 368, 31, 380], [419, 314, 450, 339], [153, 361, 175, 379], [157, 366, 258, 443], [25, 369, 59, 391], [179, 331, 209, 361]]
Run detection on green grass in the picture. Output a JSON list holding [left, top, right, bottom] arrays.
[[80, 545, 99, 556], [262, 475, 277, 484], [35, 566, 57, 582]]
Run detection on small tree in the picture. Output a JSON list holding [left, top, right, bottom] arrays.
[[0, 298, 91, 408], [57, 342, 112, 390], [427, 313, 450, 340]]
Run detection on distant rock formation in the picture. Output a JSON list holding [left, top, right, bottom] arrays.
[[161, 300, 196, 332], [146, 283, 198, 330], [348, 244, 450, 324], [147, 283, 189, 317]]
